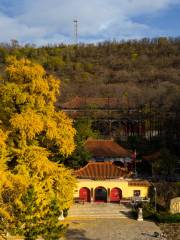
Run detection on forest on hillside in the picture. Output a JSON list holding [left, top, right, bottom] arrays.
[[0, 37, 180, 111], [0, 38, 180, 142], [0, 38, 179, 174]]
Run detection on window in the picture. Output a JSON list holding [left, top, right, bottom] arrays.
[[134, 190, 141, 197]]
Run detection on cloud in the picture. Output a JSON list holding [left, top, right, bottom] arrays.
[[0, 12, 46, 43], [0, 0, 179, 45]]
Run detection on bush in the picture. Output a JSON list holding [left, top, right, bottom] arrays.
[[143, 204, 157, 219], [132, 209, 138, 219], [156, 213, 180, 223], [142, 204, 180, 223]]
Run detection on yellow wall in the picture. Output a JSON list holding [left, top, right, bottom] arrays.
[[74, 179, 149, 199]]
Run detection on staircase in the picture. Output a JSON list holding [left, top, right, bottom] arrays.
[[67, 203, 132, 219]]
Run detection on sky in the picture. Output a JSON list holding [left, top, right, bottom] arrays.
[[0, 0, 180, 45]]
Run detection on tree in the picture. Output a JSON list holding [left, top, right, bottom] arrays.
[[152, 148, 177, 177], [0, 57, 76, 239], [63, 118, 99, 169], [155, 182, 180, 209]]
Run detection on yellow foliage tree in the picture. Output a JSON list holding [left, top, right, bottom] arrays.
[[0, 57, 76, 239]]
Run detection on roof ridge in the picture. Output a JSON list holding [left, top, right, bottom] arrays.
[[75, 161, 130, 179], [86, 138, 113, 141], [89, 161, 113, 165]]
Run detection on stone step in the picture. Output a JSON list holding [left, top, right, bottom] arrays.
[[72, 205, 128, 208], [71, 206, 125, 208], [69, 209, 130, 212], [67, 203, 132, 219], [68, 210, 131, 214], [70, 207, 129, 209], [71, 205, 130, 209], [68, 210, 131, 217], [67, 215, 130, 219], [69, 209, 131, 213], [68, 212, 131, 216], [68, 213, 131, 217]]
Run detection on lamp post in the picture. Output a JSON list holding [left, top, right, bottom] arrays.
[[154, 186, 157, 211], [150, 182, 157, 211]]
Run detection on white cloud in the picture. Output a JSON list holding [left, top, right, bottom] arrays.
[[0, 0, 179, 45], [0, 13, 46, 43]]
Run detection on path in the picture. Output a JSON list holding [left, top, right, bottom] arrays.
[[63, 203, 164, 240], [64, 219, 164, 240]]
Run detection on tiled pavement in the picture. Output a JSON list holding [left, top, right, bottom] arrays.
[[64, 219, 164, 240], [63, 203, 165, 240]]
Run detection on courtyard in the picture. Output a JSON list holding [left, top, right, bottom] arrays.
[[62, 203, 165, 240], [64, 219, 164, 240]]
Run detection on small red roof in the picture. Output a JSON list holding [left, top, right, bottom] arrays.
[[74, 162, 131, 179], [85, 139, 131, 158], [61, 96, 128, 109]]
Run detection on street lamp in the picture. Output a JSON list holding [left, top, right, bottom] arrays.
[[151, 183, 157, 211], [150, 182, 157, 211], [154, 186, 157, 211]]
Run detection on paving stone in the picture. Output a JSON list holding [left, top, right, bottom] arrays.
[[64, 203, 165, 240], [64, 219, 165, 240]]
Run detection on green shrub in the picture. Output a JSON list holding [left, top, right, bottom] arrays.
[[143, 204, 156, 219], [140, 204, 180, 223], [132, 209, 138, 219], [156, 213, 180, 223]]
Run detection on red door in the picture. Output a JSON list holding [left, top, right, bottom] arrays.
[[79, 188, 90, 202], [110, 188, 122, 202]]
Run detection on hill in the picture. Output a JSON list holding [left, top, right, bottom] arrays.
[[0, 38, 180, 111]]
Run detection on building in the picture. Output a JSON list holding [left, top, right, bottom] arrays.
[[72, 139, 150, 203], [61, 96, 129, 111], [73, 161, 150, 203], [85, 138, 132, 165], [61, 96, 164, 140], [61, 96, 149, 139]]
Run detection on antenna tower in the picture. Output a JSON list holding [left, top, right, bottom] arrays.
[[73, 19, 78, 44]]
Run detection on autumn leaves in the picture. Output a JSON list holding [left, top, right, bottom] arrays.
[[0, 57, 76, 239]]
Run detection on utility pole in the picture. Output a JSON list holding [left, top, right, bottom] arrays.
[[73, 19, 78, 44]]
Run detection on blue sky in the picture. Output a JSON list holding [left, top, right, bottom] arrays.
[[0, 0, 180, 45]]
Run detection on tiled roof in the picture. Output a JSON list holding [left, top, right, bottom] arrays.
[[61, 96, 128, 109], [85, 139, 131, 158], [128, 180, 150, 187], [74, 161, 131, 179]]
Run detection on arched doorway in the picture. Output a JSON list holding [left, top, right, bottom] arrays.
[[79, 187, 90, 202], [110, 188, 122, 203], [95, 187, 107, 202]]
